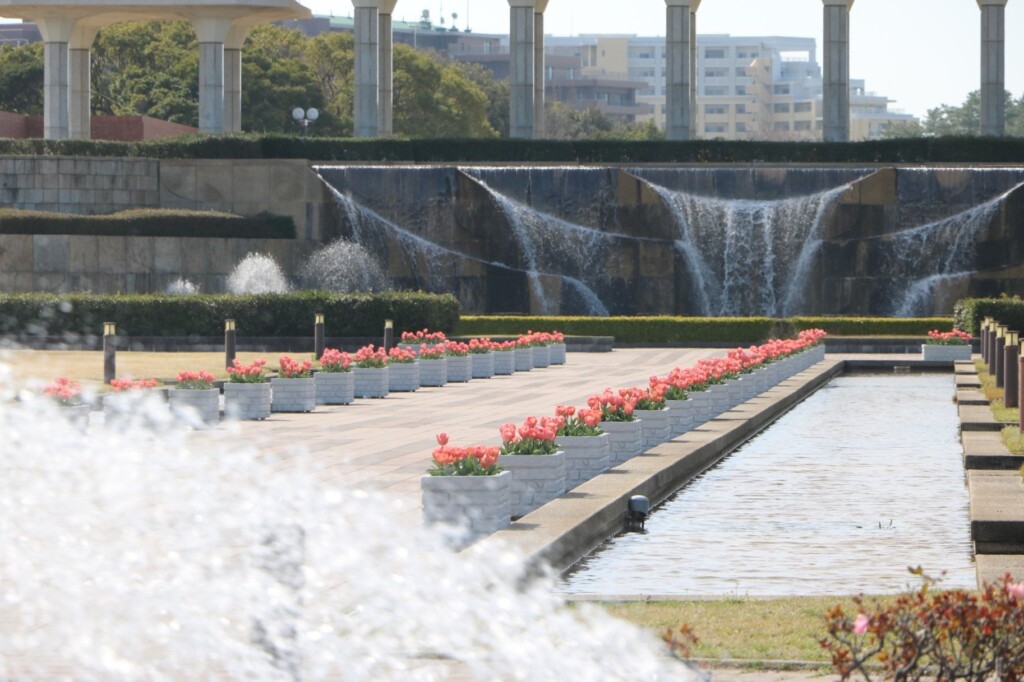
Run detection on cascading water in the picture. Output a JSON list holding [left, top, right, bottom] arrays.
[[643, 180, 848, 316], [0, 369, 696, 681]]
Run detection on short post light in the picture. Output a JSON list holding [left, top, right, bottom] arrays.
[[1004, 331, 1019, 409], [103, 322, 116, 385], [982, 318, 992, 365], [995, 326, 1007, 385], [314, 312, 326, 362], [383, 319, 394, 353], [225, 319, 237, 370]]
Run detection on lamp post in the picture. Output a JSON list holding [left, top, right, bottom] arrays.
[[383, 319, 394, 353], [314, 312, 325, 361], [291, 107, 319, 136], [225, 319, 237, 370], [103, 322, 116, 384]]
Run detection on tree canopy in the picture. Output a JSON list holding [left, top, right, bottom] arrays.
[[884, 90, 1024, 138]]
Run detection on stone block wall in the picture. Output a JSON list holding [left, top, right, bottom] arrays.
[[0, 157, 160, 214]]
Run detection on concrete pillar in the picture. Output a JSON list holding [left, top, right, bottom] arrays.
[[822, 0, 854, 142], [353, 0, 380, 138], [979, 0, 1008, 136], [665, 0, 699, 140], [193, 18, 233, 134], [534, 0, 548, 138], [379, 0, 397, 135], [68, 49, 90, 140], [43, 41, 69, 140], [223, 48, 242, 133], [509, 0, 536, 139]]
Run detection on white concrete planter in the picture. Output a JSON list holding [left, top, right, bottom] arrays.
[[492, 350, 516, 375], [705, 382, 733, 417], [353, 366, 389, 398], [686, 389, 714, 427], [61, 403, 92, 429], [664, 398, 695, 436], [721, 379, 746, 410], [514, 347, 533, 372], [558, 433, 611, 488], [388, 362, 420, 392], [549, 343, 567, 365], [498, 450, 566, 519], [446, 355, 472, 383], [271, 377, 316, 413], [532, 345, 551, 368], [635, 407, 672, 449], [922, 344, 972, 361], [600, 419, 644, 465], [418, 358, 448, 387], [315, 371, 354, 405], [169, 387, 220, 426], [224, 382, 271, 420], [421, 470, 511, 540], [470, 352, 495, 379]]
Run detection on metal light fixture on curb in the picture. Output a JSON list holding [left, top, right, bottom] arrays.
[[225, 319, 237, 370], [384, 319, 394, 353], [103, 322, 116, 384], [314, 312, 326, 361]]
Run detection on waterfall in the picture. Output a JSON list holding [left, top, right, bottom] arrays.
[[323, 183, 611, 316], [644, 180, 848, 316]]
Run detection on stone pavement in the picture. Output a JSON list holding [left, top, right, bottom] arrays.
[[194, 348, 720, 529]]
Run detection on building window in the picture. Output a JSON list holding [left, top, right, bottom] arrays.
[[705, 86, 727, 96], [774, 121, 790, 131], [735, 85, 747, 95], [773, 103, 791, 113], [794, 101, 813, 113], [705, 49, 726, 59], [705, 68, 728, 78], [639, 87, 655, 96], [705, 104, 728, 115], [794, 120, 812, 131], [773, 84, 791, 95], [735, 104, 747, 114], [735, 67, 749, 77], [705, 123, 728, 133], [735, 122, 747, 132]]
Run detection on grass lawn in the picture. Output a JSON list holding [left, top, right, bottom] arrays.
[[975, 359, 1019, 423], [594, 595, 894, 664], [0, 349, 314, 390]]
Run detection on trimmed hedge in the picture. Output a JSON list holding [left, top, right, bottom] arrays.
[[457, 315, 956, 343], [0, 291, 459, 338], [0, 208, 296, 239], [954, 298, 1024, 335], [2, 134, 1024, 164]]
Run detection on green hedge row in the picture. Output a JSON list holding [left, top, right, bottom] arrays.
[[0, 291, 459, 338], [2, 134, 1024, 163], [457, 315, 955, 343], [0, 208, 296, 239], [954, 298, 1024, 335]]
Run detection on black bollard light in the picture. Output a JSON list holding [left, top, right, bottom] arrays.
[[383, 319, 394, 353], [1005, 331, 1019, 409], [314, 312, 325, 361], [103, 322, 117, 385], [982, 318, 991, 366], [996, 326, 1007, 386], [225, 318, 237, 370]]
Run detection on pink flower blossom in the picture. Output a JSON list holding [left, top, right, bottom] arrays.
[[853, 614, 869, 634]]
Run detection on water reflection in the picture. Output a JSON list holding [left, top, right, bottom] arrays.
[[561, 374, 974, 597]]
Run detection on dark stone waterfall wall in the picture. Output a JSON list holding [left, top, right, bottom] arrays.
[[315, 165, 1024, 317]]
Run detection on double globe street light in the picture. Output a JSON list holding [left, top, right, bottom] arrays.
[[291, 107, 319, 135]]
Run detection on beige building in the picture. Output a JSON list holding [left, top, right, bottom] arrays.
[[546, 34, 916, 141]]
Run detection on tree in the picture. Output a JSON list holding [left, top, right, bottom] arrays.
[[0, 42, 43, 114], [544, 102, 662, 140], [241, 25, 326, 133], [305, 32, 354, 136], [451, 61, 509, 137]]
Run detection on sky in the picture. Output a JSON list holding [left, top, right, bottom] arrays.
[[300, 0, 1024, 120]]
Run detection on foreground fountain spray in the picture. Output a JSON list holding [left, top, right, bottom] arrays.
[[0, 368, 696, 680], [228, 253, 290, 295]]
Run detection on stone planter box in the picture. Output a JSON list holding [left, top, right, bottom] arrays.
[[635, 407, 672, 449], [492, 350, 515, 375], [686, 390, 714, 427], [706, 382, 733, 417], [421, 470, 511, 541], [388, 362, 420, 392], [419, 358, 448, 387], [271, 377, 316, 413], [532, 345, 551, 368], [470, 352, 495, 379], [169, 387, 220, 426], [558, 433, 611, 488], [514, 347, 533, 372], [104, 390, 168, 427], [600, 419, 644, 465], [665, 398, 695, 436], [353, 366, 389, 398], [922, 344, 972, 362], [549, 343, 567, 365], [315, 371, 354, 405], [446, 355, 472, 383], [224, 382, 271, 420], [498, 450, 566, 519], [61, 403, 92, 429]]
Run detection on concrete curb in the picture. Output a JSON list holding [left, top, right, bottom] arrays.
[[476, 359, 844, 574]]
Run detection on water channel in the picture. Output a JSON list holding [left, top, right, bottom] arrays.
[[561, 373, 975, 597]]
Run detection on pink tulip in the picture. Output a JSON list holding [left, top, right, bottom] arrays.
[[853, 614, 869, 634], [1008, 582, 1024, 600]]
